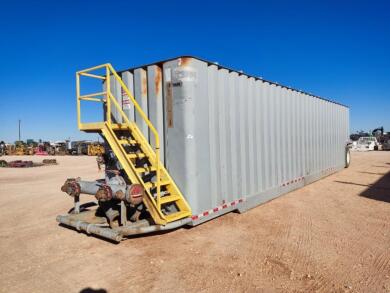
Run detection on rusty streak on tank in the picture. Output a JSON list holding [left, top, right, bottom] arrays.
[[179, 57, 192, 67], [154, 66, 162, 96], [142, 72, 147, 96]]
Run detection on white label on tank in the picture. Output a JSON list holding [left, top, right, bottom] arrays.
[[121, 88, 131, 109], [173, 68, 197, 82], [122, 97, 131, 109]]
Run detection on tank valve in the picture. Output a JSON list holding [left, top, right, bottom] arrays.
[[61, 178, 81, 197], [95, 185, 113, 202], [95, 183, 144, 204], [125, 184, 144, 205]]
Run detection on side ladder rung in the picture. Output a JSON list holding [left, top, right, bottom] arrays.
[[79, 91, 107, 100], [79, 72, 106, 80]]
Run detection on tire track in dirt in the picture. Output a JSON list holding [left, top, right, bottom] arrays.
[[291, 212, 313, 271], [302, 163, 390, 292], [290, 211, 337, 292], [363, 249, 390, 291], [1, 152, 390, 292], [260, 206, 294, 280]]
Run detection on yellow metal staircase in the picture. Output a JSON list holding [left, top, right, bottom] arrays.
[[76, 64, 191, 225]]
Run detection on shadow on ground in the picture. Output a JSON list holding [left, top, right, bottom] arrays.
[[334, 169, 390, 203], [359, 171, 387, 176], [80, 288, 107, 293], [371, 165, 390, 168]]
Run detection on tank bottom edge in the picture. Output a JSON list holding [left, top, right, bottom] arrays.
[[189, 164, 345, 226]]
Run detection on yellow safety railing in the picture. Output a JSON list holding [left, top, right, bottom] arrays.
[[76, 64, 162, 210]]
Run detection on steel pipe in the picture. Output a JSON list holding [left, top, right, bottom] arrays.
[[116, 218, 191, 237], [56, 215, 122, 242], [61, 178, 102, 197], [56, 214, 191, 242], [95, 183, 144, 205]]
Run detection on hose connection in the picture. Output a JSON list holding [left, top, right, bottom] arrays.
[[126, 184, 144, 205], [95, 183, 144, 205], [61, 178, 81, 197], [95, 184, 113, 202]]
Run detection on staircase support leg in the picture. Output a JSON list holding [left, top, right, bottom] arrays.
[[74, 195, 80, 214], [120, 201, 127, 226]]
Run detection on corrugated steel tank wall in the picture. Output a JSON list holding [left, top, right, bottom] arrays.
[[115, 57, 349, 215]]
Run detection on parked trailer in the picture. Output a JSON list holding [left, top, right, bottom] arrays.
[[57, 57, 350, 242]]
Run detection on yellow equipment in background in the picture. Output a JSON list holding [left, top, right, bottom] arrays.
[[14, 147, 26, 155], [14, 142, 27, 155], [26, 146, 35, 155], [87, 144, 105, 156], [5, 145, 15, 155]]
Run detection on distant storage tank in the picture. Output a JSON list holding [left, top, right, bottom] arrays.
[[108, 56, 350, 224]]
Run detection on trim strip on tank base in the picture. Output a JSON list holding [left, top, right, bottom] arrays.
[[281, 167, 338, 187], [191, 198, 246, 221], [190, 165, 342, 224], [282, 176, 305, 187]]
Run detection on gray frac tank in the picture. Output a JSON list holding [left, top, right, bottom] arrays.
[[109, 56, 349, 225]]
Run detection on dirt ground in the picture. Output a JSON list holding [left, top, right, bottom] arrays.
[[0, 152, 389, 293]]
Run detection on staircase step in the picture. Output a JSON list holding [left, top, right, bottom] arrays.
[[142, 172, 156, 182], [127, 153, 146, 159], [136, 166, 157, 173], [144, 180, 170, 189], [123, 145, 140, 153], [160, 194, 181, 204], [165, 210, 191, 222], [135, 157, 150, 166], [118, 139, 138, 145]]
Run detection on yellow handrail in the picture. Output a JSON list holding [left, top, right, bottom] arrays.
[[79, 91, 107, 99], [79, 72, 106, 80], [76, 64, 162, 209], [77, 63, 110, 74]]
